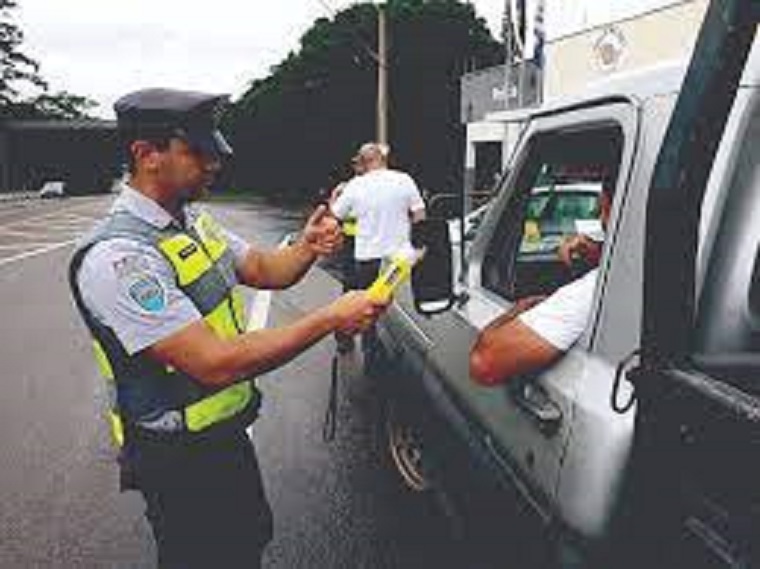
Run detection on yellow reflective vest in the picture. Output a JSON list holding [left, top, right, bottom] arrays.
[[69, 209, 260, 446], [342, 216, 358, 237]]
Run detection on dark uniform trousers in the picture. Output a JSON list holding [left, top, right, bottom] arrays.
[[340, 236, 356, 293], [126, 427, 273, 569]]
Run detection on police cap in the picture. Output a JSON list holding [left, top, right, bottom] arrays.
[[114, 88, 233, 157]]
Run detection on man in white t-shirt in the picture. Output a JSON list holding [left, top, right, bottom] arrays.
[[331, 142, 426, 363], [469, 184, 612, 386]]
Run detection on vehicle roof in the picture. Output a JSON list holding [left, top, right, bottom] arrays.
[[487, 39, 760, 125], [533, 183, 602, 194]]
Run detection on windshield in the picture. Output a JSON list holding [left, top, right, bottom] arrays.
[[521, 183, 602, 254]]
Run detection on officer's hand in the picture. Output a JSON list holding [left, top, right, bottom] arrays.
[[301, 204, 343, 256], [329, 291, 389, 335], [558, 233, 602, 270]]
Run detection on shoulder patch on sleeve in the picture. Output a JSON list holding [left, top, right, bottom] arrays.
[[126, 273, 167, 313], [112, 253, 151, 278]]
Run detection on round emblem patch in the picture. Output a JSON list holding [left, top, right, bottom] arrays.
[[128, 274, 167, 313]]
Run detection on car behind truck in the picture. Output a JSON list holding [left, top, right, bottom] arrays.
[[375, 0, 760, 566]]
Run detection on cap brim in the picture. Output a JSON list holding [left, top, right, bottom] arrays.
[[183, 129, 233, 157]]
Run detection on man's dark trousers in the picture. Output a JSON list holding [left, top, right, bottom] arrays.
[[354, 258, 383, 362], [128, 428, 273, 569]]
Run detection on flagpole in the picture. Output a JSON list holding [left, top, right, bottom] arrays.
[[534, 0, 545, 106], [517, 0, 526, 108], [376, 3, 388, 145], [503, 0, 513, 110]]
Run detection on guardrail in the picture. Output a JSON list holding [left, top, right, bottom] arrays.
[[0, 191, 39, 203]]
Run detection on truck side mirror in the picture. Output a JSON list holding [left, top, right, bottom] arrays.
[[411, 218, 455, 315]]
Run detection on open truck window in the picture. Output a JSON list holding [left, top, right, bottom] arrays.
[[481, 126, 623, 300]]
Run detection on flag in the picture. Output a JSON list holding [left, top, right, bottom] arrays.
[[502, 0, 514, 64], [533, 0, 545, 68], [514, 0, 526, 59]]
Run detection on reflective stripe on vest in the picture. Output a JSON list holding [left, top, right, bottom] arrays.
[[76, 209, 260, 445], [185, 382, 252, 432], [342, 216, 358, 237], [92, 339, 125, 447]]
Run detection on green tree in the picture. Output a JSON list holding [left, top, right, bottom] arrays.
[[0, 0, 45, 109], [12, 91, 98, 120], [0, 0, 96, 119], [227, 0, 500, 203]]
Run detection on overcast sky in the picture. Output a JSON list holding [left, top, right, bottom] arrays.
[[16, 0, 505, 118]]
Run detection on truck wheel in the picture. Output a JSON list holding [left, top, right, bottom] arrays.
[[384, 398, 430, 492]]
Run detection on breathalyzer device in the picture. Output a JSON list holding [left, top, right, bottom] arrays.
[[367, 245, 424, 303]]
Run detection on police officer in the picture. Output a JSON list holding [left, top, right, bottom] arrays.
[[68, 88, 386, 569]]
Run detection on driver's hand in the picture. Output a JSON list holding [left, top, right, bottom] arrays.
[[558, 234, 602, 270]]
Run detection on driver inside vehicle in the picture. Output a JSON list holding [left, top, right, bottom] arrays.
[[469, 181, 613, 386]]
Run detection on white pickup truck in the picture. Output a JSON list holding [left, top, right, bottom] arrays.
[[375, 0, 760, 566]]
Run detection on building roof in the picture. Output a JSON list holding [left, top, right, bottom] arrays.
[[1, 119, 116, 131], [486, 42, 760, 125]]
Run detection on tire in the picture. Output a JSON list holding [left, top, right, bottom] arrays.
[[383, 396, 431, 493]]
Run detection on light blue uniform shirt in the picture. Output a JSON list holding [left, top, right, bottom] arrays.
[[77, 185, 250, 355]]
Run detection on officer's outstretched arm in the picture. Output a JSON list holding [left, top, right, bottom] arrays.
[[147, 290, 386, 387], [237, 205, 342, 289], [237, 241, 317, 290]]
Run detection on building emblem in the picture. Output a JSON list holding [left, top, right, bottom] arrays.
[[594, 26, 627, 72]]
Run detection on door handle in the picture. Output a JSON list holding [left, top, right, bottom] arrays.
[[510, 380, 563, 436]]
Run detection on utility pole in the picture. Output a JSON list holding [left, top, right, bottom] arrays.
[[376, 3, 388, 145]]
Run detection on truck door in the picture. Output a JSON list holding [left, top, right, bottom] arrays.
[[623, 0, 760, 566], [416, 101, 638, 528]]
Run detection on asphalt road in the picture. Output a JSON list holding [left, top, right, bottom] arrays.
[[0, 195, 461, 569]]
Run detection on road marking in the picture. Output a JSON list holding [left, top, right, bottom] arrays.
[[0, 239, 77, 268], [0, 242, 62, 249], [0, 224, 86, 233], [244, 235, 285, 439], [8, 221, 95, 232], [246, 290, 272, 331], [0, 228, 47, 236], [0, 198, 106, 268], [245, 288, 272, 442], [0, 203, 106, 231], [7, 219, 94, 231], [246, 235, 291, 332]]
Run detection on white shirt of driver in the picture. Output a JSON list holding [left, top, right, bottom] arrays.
[[518, 269, 599, 351], [331, 168, 425, 261], [77, 184, 251, 355]]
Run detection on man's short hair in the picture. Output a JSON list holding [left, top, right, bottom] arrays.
[[353, 142, 390, 164]]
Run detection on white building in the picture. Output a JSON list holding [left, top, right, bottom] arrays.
[[461, 0, 708, 203], [544, 0, 708, 99]]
